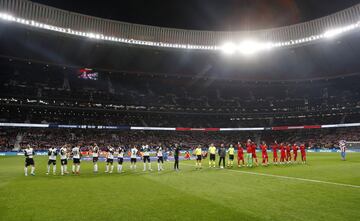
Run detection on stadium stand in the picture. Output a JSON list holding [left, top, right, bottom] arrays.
[[0, 58, 360, 127]]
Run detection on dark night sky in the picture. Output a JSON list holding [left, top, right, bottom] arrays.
[[32, 0, 359, 30]]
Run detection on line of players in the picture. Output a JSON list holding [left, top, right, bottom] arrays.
[[194, 140, 307, 169], [23, 143, 168, 176], [23, 140, 306, 176]]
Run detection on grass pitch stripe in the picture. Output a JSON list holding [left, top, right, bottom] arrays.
[[228, 169, 360, 189], [181, 163, 360, 189]]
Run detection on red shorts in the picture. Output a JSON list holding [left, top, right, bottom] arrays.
[[252, 153, 257, 158], [238, 154, 244, 159], [262, 154, 268, 159], [273, 153, 278, 157]]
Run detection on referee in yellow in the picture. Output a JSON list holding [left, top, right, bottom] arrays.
[[227, 144, 235, 168], [208, 143, 217, 168], [195, 145, 202, 169]]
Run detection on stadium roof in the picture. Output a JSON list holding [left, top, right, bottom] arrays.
[[0, 0, 359, 81], [1, 0, 360, 53], [31, 0, 360, 31], [0, 22, 360, 81]]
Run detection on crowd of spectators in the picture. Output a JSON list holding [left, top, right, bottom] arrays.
[[1, 61, 360, 119], [1, 65, 360, 128]]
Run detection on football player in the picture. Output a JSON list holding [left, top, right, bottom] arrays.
[[46, 146, 57, 175]]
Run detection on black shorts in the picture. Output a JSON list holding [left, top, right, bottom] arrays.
[[196, 155, 202, 161], [118, 158, 123, 164], [93, 157, 98, 163], [106, 159, 114, 164], [131, 158, 137, 163], [25, 158, 34, 167], [61, 159, 68, 165], [73, 158, 80, 164], [210, 154, 216, 161], [143, 156, 150, 163], [48, 159, 56, 165], [229, 155, 234, 160], [157, 156, 164, 163]]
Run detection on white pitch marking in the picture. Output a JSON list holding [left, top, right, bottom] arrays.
[[181, 163, 360, 189], [228, 169, 360, 189]]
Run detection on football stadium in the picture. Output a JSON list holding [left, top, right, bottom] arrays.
[[0, 0, 360, 220]]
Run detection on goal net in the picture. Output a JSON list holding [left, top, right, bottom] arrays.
[[345, 141, 360, 150]]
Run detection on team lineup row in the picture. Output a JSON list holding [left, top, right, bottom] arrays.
[[22, 140, 307, 176]]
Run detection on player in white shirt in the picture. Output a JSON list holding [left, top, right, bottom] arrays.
[[59, 145, 69, 175], [130, 145, 138, 170], [141, 145, 152, 171], [156, 145, 164, 171], [46, 147, 57, 175], [117, 146, 125, 173], [24, 144, 35, 176], [105, 146, 115, 173], [339, 140, 346, 160], [92, 144, 100, 173], [72, 145, 81, 175]]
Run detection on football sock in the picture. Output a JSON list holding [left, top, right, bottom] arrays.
[[76, 165, 80, 173]]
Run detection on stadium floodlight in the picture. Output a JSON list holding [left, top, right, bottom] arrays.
[[221, 42, 236, 55], [324, 28, 344, 38], [324, 23, 359, 38], [237, 40, 274, 55], [87, 33, 96, 39], [0, 13, 15, 21]]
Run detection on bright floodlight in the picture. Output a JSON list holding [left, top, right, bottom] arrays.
[[237, 40, 273, 55], [0, 13, 15, 21], [324, 29, 343, 38], [221, 42, 236, 55], [324, 24, 359, 38]]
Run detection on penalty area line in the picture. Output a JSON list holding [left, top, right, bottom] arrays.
[[181, 163, 360, 189]]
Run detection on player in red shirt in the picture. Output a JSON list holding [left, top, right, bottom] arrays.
[[272, 141, 279, 165], [251, 142, 259, 166], [237, 142, 245, 167], [300, 143, 307, 164], [260, 141, 269, 166], [280, 143, 286, 164], [292, 143, 298, 163], [246, 140, 253, 167], [286, 143, 292, 164]]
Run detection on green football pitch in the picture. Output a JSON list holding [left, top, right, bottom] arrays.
[[0, 153, 359, 221]]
